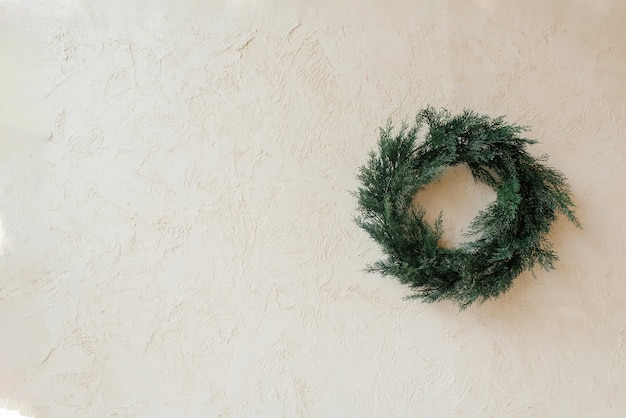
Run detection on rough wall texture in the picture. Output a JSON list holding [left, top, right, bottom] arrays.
[[1, 0, 625, 417]]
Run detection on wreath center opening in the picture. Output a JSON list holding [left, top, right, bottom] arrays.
[[412, 164, 497, 249]]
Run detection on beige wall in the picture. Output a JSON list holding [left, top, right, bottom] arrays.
[[1, 0, 625, 417]]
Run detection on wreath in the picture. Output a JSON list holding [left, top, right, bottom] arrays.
[[355, 107, 580, 308]]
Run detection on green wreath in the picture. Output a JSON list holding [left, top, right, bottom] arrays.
[[355, 107, 580, 308]]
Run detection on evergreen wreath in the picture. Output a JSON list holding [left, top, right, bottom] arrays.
[[355, 107, 580, 308]]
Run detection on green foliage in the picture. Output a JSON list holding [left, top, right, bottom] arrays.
[[354, 107, 580, 308]]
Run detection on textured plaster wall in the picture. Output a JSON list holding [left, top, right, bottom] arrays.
[[1, 0, 625, 417]]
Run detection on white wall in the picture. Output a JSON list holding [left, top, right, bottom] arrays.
[[1, 0, 625, 417]]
